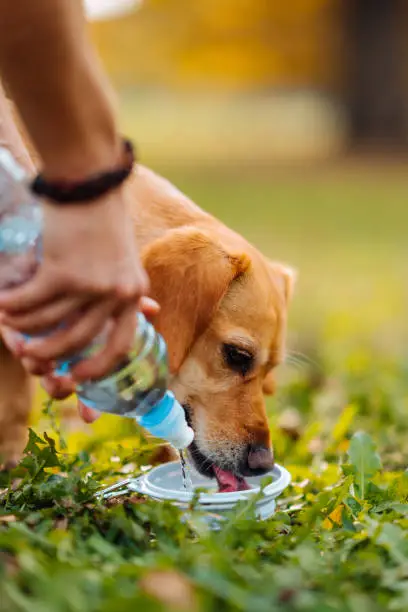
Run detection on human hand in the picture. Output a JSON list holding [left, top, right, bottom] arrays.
[[0, 181, 149, 382], [1, 297, 160, 424]]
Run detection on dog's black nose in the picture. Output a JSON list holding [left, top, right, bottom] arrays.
[[245, 444, 274, 476]]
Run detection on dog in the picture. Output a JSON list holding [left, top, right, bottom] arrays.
[[0, 162, 295, 491]]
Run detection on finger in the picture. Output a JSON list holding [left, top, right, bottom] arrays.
[[21, 356, 55, 376], [72, 304, 137, 382], [1, 296, 84, 334], [138, 296, 160, 321], [21, 299, 114, 361], [0, 268, 64, 313], [0, 325, 25, 357], [72, 301, 160, 382], [78, 401, 100, 423], [41, 374, 76, 399], [1, 326, 55, 373]]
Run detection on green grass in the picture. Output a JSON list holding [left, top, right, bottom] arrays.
[[1, 165, 408, 611]]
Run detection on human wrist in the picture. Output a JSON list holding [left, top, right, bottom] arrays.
[[32, 137, 135, 204], [41, 129, 122, 182], [38, 66, 122, 182]]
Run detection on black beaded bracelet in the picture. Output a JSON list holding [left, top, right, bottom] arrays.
[[30, 138, 135, 204]]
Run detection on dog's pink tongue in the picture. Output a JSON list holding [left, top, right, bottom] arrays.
[[213, 466, 250, 493]]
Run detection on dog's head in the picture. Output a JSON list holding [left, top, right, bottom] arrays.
[[143, 226, 295, 491]]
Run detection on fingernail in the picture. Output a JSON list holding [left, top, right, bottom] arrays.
[[19, 339, 40, 356], [78, 402, 100, 423], [15, 341, 28, 356], [1, 329, 23, 354]]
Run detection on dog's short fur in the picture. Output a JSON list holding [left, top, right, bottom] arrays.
[[0, 165, 294, 477]]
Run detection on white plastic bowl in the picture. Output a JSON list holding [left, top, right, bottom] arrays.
[[128, 461, 291, 523]]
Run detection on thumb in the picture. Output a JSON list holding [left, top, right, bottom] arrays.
[[78, 401, 100, 423], [138, 296, 160, 322], [41, 373, 75, 399]]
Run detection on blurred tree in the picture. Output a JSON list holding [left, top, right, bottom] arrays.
[[89, 0, 408, 151], [345, 0, 407, 148]]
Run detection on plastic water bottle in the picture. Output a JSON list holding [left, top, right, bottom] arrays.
[[0, 147, 194, 449]]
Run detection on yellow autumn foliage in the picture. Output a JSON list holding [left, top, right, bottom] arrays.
[[323, 504, 344, 530], [89, 0, 343, 90]]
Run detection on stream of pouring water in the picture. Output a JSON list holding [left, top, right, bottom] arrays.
[[179, 450, 193, 491]]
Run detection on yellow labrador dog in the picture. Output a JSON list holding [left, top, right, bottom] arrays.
[[0, 160, 294, 492]]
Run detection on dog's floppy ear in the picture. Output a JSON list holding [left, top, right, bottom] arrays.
[[142, 227, 249, 372], [268, 262, 297, 304]]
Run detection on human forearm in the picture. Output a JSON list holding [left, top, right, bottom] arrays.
[[0, 0, 120, 179], [0, 0, 150, 384]]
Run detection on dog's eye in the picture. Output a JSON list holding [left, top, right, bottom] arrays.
[[222, 343, 254, 376]]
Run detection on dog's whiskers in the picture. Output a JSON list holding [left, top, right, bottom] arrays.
[[284, 349, 323, 374], [189, 444, 213, 473]]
